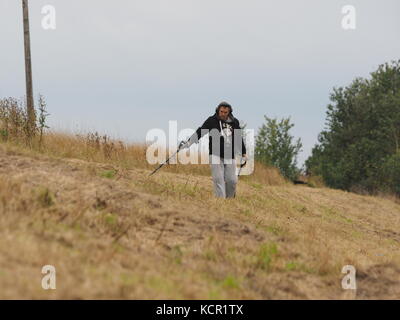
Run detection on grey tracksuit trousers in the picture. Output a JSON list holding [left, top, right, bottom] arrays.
[[209, 155, 237, 198]]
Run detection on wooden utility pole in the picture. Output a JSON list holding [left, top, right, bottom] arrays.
[[22, 0, 36, 133]]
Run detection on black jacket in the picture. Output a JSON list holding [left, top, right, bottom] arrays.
[[188, 113, 247, 159]]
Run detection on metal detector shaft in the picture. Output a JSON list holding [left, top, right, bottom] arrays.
[[149, 137, 191, 176], [233, 156, 247, 198], [149, 148, 180, 176]]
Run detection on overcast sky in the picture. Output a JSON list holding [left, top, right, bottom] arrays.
[[1, 0, 399, 166]]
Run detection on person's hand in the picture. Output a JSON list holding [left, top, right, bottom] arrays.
[[178, 140, 190, 150]]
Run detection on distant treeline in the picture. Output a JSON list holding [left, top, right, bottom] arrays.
[[305, 60, 400, 196]]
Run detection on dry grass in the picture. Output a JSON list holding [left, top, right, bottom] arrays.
[[29, 129, 287, 187], [0, 131, 400, 299]]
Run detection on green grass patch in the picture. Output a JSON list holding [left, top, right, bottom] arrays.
[[249, 182, 263, 190], [324, 207, 353, 224], [256, 242, 278, 271], [100, 169, 117, 179], [264, 224, 284, 236], [207, 288, 222, 299], [170, 245, 183, 265], [99, 212, 120, 233], [104, 212, 118, 226], [221, 275, 240, 289], [285, 261, 299, 271]]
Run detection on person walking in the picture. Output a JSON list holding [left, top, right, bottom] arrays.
[[179, 101, 247, 198]]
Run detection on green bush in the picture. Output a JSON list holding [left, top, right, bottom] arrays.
[[255, 116, 302, 181], [306, 60, 400, 196]]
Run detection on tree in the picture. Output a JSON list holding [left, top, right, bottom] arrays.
[[306, 60, 400, 195], [255, 116, 302, 181]]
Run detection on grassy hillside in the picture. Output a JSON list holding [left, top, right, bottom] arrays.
[[0, 132, 399, 299]]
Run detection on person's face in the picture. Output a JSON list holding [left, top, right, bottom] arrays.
[[218, 107, 230, 120]]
